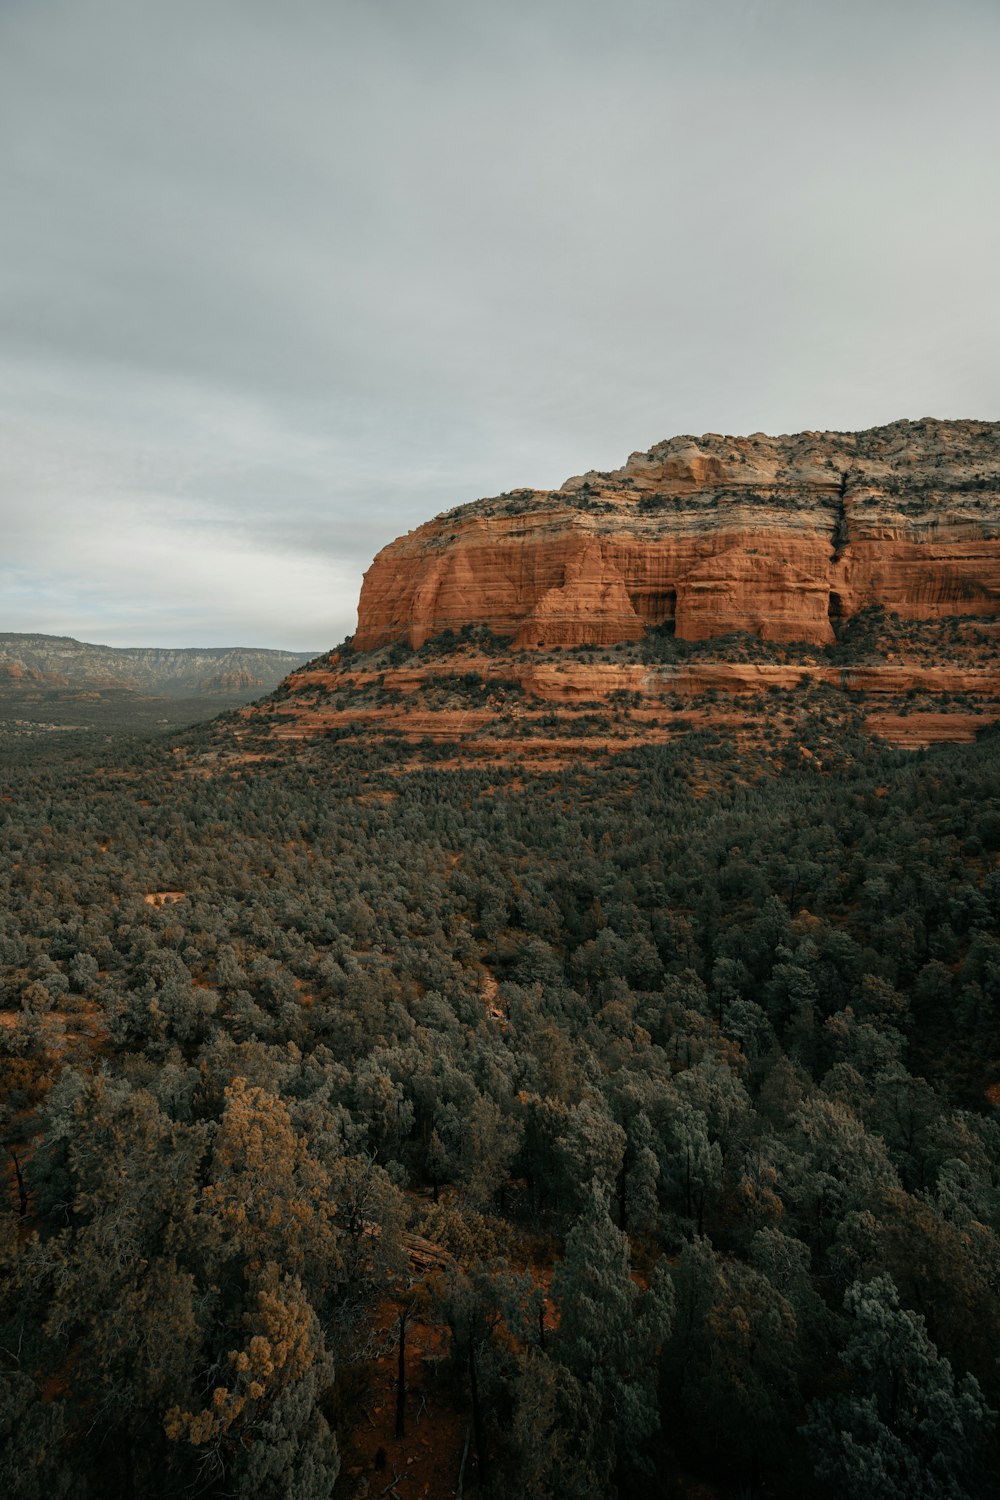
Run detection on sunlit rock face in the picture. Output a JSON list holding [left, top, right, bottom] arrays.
[[354, 419, 1000, 651]]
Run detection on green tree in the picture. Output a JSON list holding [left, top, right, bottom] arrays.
[[802, 1275, 995, 1500], [551, 1187, 673, 1473], [665, 1236, 801, 1477], [165, 1267, 339, 1499]]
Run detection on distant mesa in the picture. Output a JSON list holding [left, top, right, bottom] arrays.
[[0, 634, 317, 699]]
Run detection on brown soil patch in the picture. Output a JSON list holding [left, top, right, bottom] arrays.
[[866, 711, 996, 747], [338, 1296, 467, 1500]]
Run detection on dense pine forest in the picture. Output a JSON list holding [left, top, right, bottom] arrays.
[[2, 719, 999, 1499]]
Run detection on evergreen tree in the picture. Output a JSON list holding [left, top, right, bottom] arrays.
[[802, 1275, 995, 1500], [551, 1187, 673, 1473]]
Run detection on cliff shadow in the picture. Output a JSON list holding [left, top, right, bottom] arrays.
[[828, 590, 845, 630], [632, 588, 677, 633]]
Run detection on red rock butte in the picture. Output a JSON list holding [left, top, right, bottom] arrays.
[[354, 418, 1000, 652]]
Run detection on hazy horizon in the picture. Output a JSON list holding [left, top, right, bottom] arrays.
[[3, 0, 998, 649], [0, 629, 322, 654]]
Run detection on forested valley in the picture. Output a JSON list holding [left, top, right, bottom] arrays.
[[2, 720, 999, 1499]]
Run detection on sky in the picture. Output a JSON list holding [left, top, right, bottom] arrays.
[[1, 0, 998, 649]]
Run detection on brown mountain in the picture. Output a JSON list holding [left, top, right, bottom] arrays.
[[234, 419, 1000, 764]]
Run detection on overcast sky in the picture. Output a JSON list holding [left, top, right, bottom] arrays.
[[1, 0, 998, 648]]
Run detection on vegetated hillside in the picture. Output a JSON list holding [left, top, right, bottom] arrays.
[[0, 633, 316, 696], [1, 719, 998, 1500], [246, 608, 1000, 764]]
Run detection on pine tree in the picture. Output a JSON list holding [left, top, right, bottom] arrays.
[[551, 1186, 673, 1473], [802, 1275, 995, 1500]]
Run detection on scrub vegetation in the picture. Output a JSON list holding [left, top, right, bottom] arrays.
[[1, 719, 999, 1498]]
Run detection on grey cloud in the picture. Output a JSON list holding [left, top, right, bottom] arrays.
[[1, 0, 998, 646]]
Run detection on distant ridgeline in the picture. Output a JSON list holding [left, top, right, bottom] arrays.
[[0, 633, 317, 698], [236, 419, 1000, 763]]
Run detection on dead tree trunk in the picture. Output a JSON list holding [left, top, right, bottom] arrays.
[[395, 1304, 411, 1439], [469, 1340, 488, 1492], [9, 1149, 27, 1218]]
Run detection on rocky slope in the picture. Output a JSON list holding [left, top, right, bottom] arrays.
[[355, 418, 999, 651], [230, 420, 1000, 763], [0, 634, 316, 697]]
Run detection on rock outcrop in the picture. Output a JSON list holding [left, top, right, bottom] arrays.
[[354, 419, 1000, 652], [223, 419, 1000, 766], [248, 649, 1000, 759]]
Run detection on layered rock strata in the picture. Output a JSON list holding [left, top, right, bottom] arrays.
[[355, 419, 1000, 652], [234, 644, 1000, 763], [224, 420, 1000, 764]]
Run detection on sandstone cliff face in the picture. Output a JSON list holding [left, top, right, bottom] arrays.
[[354, 419, 1000, 651], [227, 419, 1000, 765]]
